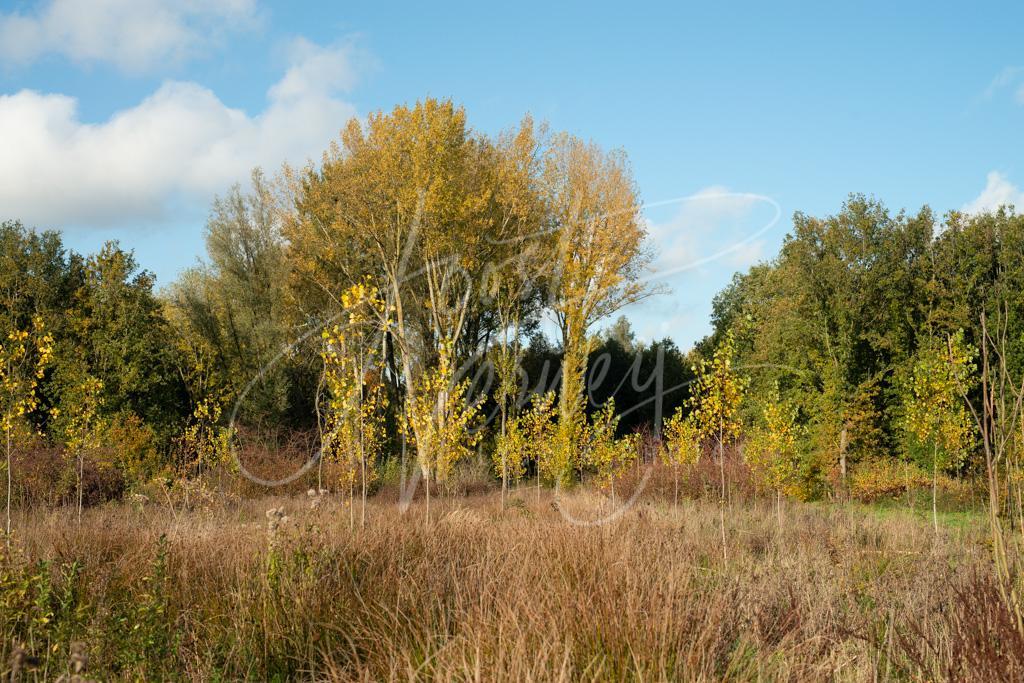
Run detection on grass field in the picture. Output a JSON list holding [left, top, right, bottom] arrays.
[[2, 482, 1019, 682]]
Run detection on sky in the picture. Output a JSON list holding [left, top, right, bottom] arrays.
[[1, 0, 1022, 349]]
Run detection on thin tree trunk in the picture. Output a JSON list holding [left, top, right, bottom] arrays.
[[5, 425, 11, 539], [425, 468, 431, 525], [536, 460, 541, 505], [500, 403, 507, 511], [932, 445, 939, 535], [78, 452, 84, 525], [718, 421, 727, 564], [674, 465, 679, 510], [839, 425, 849, 499], [358, 363, 367, 529], [776, 489, 782, 531]]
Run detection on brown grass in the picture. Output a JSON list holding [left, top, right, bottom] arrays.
[[0, 482, 1009, 681]]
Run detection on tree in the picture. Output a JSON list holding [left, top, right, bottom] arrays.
[[286, 100, 543, 494], [584, 400, 637, 504], [320, 281, 389, 528], [746, 384, 801, 527], [661, 407, 700, 508], [402, 338, 482, 521], [902, 331, 976, 533], [167, 170, 300, 427], [521, 390, 558, 502], [0, 317, 52, 536], [703, 197, 936, 496], [542, 133, 656, 484], [57, 374, 104, 524], [688, 329, 746, 562]]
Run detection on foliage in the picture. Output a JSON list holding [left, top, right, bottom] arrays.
[[320, 281, 390, 513], [583, 400, 638, 492], [0, 317, 53, 436], [662, 407, 701, 470], [402, 339, 482, 485], [849, 458, 931, 502], [492, 414, 528, 485], [901, 331, 976, 475], [745, 385, 803, 499], [1, 316, 53, 532], [688, 330, 746, 446]]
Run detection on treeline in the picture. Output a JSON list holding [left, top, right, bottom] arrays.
[[703, 196, 1024, 499], [1, 99, 692, 515], [2, 98, 1021, 515]]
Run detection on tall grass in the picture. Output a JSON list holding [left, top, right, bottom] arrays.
[[0, 483, 1012, 681]]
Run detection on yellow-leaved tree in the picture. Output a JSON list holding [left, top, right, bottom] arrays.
[[521, 391, 558, 503], [745, 384, 801, 528], [285, 100, 543, 502], [543, 134, 656, 485], [584, 400, 638, 504], [0, 316, 52, 536], [320, 280, 389, 529], [688, 329, 747, 562], [403, 338, 482, 521], [902, 331, 976, 534], [661, 407, 701, 508]]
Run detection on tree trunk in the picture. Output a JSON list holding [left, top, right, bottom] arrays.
[[78, 452, 84, 525], [500, 402, 507, 512], [5, 425, 11, 539], [839, 425, 849, 498], [776, 489, 782, 531], [932, 445, 939, 535], [674, 465, 679, 510], [425, 468, 431, 525], [718, 422, 728, 564]]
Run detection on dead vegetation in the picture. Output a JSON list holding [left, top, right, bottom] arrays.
[[0, 484, 1009, 681]]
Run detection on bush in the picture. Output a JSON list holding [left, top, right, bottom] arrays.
[[849, 459, 928, 502]]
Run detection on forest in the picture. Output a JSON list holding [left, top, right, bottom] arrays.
[[4, 98, 1024, 680]]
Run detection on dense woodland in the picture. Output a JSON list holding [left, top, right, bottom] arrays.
[[2, 98, 1023, 517]]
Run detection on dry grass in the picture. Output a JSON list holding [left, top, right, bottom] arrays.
[[0, 484, 1014, 681]]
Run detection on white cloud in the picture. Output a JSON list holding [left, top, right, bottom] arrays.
[[0, 39, 359, 228], [0, 0, 260, 72], [644, 187, 778, 278], [962, 171, 1024, 215]]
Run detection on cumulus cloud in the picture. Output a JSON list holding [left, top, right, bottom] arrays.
[[0, 0, 260, 72], [962, 171, 1024, 215], [0, 39, 359, 228]]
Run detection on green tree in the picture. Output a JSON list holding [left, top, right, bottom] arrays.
[[57, 374, 104, 524], [167, 170, 301, 426]]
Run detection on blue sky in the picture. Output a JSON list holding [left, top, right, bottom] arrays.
[[1, 0, 1022, 349]]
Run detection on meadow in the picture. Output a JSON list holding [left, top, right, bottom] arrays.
[[2, 465, 1016, 682]]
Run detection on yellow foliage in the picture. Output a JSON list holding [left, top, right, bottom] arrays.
[[661, 407, 700, 469], [688, 330, 747, 445], [320, 281, 389, 492], [0, 317, 53, 434], [745, 385, 802, 499], [402, 339, 481, 484]]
